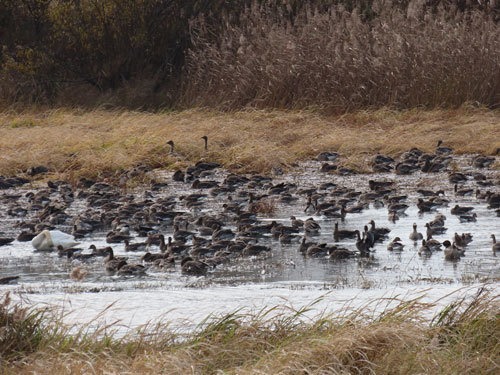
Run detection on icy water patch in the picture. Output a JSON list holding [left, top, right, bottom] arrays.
[[1, 154, 499, 332]]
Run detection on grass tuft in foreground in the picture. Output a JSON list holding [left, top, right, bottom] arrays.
[[2, 288, 500, 374]]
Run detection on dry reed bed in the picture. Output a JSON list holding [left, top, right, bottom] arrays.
[[2, 289, 500, 374], [183, 2, 500, 111], [0, 107, 499, 182]]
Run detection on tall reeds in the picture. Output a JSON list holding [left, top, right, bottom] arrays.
[[183, 0, 500, 112]]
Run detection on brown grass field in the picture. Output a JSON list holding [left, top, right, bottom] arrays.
[[0, 106, 499, 183]]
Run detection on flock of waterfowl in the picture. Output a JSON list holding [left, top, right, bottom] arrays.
[[0, 137, 499, 285]]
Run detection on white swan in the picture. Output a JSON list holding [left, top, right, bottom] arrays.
[[32, 230, 79, 251]]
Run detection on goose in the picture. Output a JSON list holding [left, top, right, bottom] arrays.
[[279, 229, 301, 244], [436, 140, 453, 155], [395, 162, 418, 175], [444, 241, 464, 261], [368, 220, 390, 241], [316, 151, 339, 161], [472, 155, 495, 169], [425, 223, 447, 237], [418, 240, 432, 256], [242, 243, 271, 256], [304, 218, 321, 235], [387, 237, 404, 251], [298, 237, 316, 254], [71, 224, 90, 239], [454, 233, 473, 248], [104, 248, 128, 274], [333, 222, 357, 242], [106, 231, 131, 244], [305, 243, 329, 258], [0, 237, 14, 246], [290, 216, 304, 229], [117, 263, 147, 276], [0, 275, 20, 284], [201, 135, 208, 151], [328, 246, 356, 260], [181, 256, 209, 275], [450, 205, 474, 215], [124, 239, 149, 252], [32, 230, 79, 251], [459, 213, 477, 223], [89, 244, 113, 257], [167, 140, 175, 153], [409, 223, 423, 242], [66, 248, 96, 262], [160, 235, 188, 255], [454, 184, 473, 197], [491, 235, 500, 253], [425, 234, 442, 251], [355, 230, 370, 255]]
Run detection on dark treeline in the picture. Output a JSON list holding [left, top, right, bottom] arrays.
[[1, 0, 499, 110]]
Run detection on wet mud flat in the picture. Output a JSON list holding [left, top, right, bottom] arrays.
[[0, 151, 499, 329]]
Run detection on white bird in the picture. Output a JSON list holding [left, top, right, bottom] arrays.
[[31, 230, 79, 251]]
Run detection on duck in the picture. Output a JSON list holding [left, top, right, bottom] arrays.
[[387, 237, 404, 251], [409, 223, 423, 242], [491, 235, 500, 253], [32, 230, 79, 251], [181, 256, 209, 275]]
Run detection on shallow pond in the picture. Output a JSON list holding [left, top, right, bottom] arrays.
[[1, 155, 499, 331]]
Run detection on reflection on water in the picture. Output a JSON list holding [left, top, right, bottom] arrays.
[[1, 156, 499, 330]]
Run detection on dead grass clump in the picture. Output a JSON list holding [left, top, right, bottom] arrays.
[[250, 198, 278, 216]]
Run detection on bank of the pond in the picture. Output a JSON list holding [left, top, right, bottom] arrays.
[[1, 286, 500, 374], [0, 107, 499, 182]]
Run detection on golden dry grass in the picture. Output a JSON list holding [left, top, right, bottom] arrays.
[[0, 106, 499, 182], [3, 290, 500, 375]]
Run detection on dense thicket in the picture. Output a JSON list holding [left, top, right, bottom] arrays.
[[1, 0, 499, 110]]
